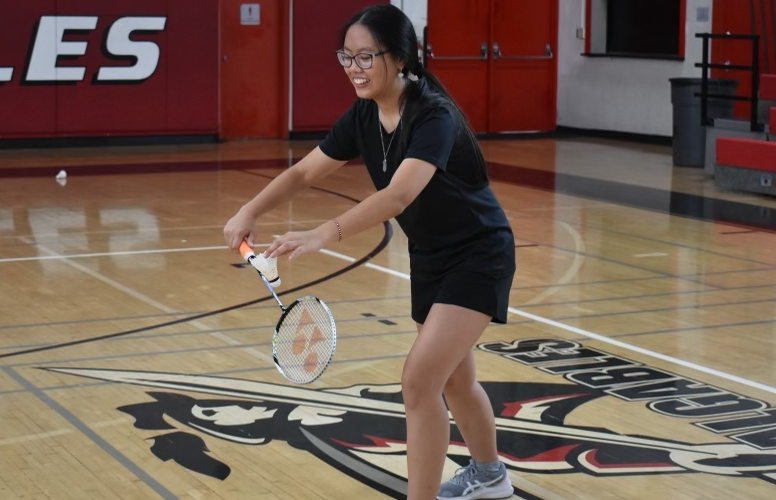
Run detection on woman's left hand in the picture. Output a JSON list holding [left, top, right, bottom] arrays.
[[265, 227, 327, 260]]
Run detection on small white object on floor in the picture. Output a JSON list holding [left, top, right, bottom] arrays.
[[56, 170, 67, 187]]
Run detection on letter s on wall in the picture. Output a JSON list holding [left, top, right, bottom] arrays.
[[95, 17, 167, 82]]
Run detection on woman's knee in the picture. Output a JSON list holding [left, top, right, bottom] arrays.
[[401, 363, 443, 410], [443, 354, 476, 396]]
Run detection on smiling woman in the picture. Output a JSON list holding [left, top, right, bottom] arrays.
[[223, 4, 516, 499]]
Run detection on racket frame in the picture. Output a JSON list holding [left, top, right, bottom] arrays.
[[272, 296, 337, 384], [239, 243, 336, 384]]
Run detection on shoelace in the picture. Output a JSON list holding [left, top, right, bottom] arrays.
[[449, 461, 480, 486]]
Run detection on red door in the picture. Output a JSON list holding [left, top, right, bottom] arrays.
[[489, 0, 557, 132], [220, 0, 285, 139], [425, 0, 491, 132], [426, 0, 557, 134]]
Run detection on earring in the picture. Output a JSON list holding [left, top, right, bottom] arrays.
[[398, 69, 404, 78]]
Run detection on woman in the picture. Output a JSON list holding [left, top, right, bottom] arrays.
[[224, 4, 515, 500]]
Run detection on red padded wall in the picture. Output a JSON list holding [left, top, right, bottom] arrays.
[[291, 0, 382, 132], [0, 0, 218, 139]]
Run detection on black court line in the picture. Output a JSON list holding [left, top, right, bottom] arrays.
[[0, 310, 203, 331], [8, 328, 428, 369], [6, 287, 776, 355], [4, 276, 775, 353], [3, 245, 774, 333], [0, 293, 418, 331], [0, 313, 413, 352], [4, 271, 774, 354], [0, 182, 393, 361], [11, 284, 776, 354]]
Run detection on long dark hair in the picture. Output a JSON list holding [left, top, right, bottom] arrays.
[[340, 4, 487, 179]]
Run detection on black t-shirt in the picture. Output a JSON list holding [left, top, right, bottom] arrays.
[[319, 98, 514, 277]]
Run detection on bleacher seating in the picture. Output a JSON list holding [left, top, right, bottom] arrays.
[[761, 74, 776, 100], [712, 74, 776, 196], [715, 136, 776, 195], [771, 106, 776, 132]]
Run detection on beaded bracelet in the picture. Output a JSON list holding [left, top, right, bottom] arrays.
[[332, 218, 342, 242]]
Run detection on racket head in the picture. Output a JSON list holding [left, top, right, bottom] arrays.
[[272, 295, 336, 384]]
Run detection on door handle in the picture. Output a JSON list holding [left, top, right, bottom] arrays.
[[427, 42, 488, 60], [492, 42, 553, 61]]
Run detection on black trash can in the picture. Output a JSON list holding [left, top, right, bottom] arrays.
[[669, 77, 738, 167]]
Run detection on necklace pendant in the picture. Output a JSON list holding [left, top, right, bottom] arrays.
[[383, 159, 387, 172]]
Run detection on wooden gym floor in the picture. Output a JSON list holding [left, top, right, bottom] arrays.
[[1, 137, 776, 500]]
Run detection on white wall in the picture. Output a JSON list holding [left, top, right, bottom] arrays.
[[558, 0, 713, 137], [396, 0, 714, 137], [391, 0, 427, 42]]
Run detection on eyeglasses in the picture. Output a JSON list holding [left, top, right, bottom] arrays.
[[336, 50, 387, 70]]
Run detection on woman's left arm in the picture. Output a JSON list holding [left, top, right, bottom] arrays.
[[265, 158, 437, 260]]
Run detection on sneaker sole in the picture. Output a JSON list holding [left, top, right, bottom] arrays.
[[436, 475, 514, 500]]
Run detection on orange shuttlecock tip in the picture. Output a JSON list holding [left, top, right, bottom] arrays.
[[239, 241, 253, 258]]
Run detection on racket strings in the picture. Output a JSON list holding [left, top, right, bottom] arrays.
[[274, 297, 336, 383]]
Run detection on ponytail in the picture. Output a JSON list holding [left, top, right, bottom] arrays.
[[398, 64, 487, 181]]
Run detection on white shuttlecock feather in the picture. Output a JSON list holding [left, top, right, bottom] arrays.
[[251, 252, 281, 288]]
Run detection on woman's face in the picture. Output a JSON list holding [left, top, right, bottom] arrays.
[[341, 23, 403, 101]]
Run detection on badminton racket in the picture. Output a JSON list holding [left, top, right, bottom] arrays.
[[239, 241, 336, 384]]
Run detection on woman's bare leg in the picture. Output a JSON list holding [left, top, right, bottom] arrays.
[[403, 304, 492, 500]]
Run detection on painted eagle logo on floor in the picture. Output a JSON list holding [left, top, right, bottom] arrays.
[[45, 368, 776, 499]]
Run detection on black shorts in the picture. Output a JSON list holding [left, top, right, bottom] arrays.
[[411, 269, 514, 325]]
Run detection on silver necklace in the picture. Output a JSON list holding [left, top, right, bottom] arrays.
[[378, 114, 401, 172]]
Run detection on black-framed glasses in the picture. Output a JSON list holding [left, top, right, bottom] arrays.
[[336, 50, 387, 70]]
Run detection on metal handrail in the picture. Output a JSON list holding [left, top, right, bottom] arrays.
[[695, 33, 762, 132]]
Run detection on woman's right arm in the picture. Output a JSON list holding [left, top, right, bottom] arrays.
[[223, 146, 346, 250]]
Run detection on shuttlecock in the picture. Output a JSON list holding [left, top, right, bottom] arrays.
[[56, 170, 67, 187], [251, 252, 281, 288]]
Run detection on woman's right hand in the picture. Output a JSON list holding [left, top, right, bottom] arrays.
[[224, 208, 258, 251]]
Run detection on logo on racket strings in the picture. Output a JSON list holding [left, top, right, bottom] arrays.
[[291, 309, 325, 373]]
